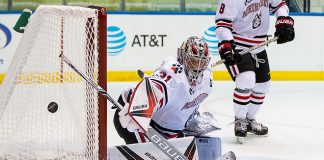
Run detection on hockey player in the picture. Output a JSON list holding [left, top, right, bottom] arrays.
[[113, 36, 220, 144], [215, 0, 295, 140]]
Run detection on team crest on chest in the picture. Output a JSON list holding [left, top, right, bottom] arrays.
[[252, 12, 262, 29], [242, 0, 269, 18], [181, 93, 208, 110]]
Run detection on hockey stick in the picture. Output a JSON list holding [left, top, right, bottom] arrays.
[[211, 37, 279, 67], [137, 69, 145, 79], [60, 54, 188, 160]]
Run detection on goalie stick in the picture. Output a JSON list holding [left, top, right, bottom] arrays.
[[59, 54, 188, 160], [211, 37, 278, 67], [137, 69, 146, 79]]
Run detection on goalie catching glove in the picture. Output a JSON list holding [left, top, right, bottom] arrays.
[[218, 40, 241, 65], [275, 16, 295, 44], [184, 111, 221, 136]]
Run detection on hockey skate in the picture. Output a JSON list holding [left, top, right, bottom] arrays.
[[234, 118, 248, 144], [247, 118, 268, 136]]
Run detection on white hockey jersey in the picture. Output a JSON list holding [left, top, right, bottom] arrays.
[[215, 0, 289, 53], [148, 56, 213, 131]]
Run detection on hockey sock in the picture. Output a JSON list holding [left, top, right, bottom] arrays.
[[233, 88, 251, 119], [247, 92, 265, 119]]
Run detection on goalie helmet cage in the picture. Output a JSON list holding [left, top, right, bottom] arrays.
[[0, 5, 107, 160]]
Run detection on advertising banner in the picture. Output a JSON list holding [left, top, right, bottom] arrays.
[[0, 13, 323, 81]]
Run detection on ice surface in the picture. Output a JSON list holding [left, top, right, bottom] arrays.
[[107, 81, 324, 160]]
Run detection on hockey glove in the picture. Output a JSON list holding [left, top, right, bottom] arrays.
[[275, 16, 295, 44], [218, 40, 241, 65], [184, 111, 221, 136], [118, 103, 141, 133]]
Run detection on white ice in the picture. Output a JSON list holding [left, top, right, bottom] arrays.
[[107, 81, 324, 160]]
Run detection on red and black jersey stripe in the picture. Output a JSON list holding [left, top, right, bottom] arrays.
[[215, 19, 233, 31], [232, 33, 267, 49]]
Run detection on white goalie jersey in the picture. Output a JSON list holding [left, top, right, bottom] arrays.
[[148, 55, 213, 131], [215, 0, 289, 53]]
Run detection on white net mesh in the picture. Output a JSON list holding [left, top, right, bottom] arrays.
[[0, 5, 101, 159]]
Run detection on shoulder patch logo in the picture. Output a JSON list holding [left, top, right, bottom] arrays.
[[171, 64, 183, 74]]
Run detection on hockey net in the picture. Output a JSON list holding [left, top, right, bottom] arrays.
[[0, 5, 107, 159]]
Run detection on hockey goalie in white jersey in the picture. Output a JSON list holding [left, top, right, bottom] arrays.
[[113, 36, 220, 144], [215, 0, 295, 141]]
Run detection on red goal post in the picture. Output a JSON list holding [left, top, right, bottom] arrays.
[[90, 5, 108, 160], [0, 5, 107, 160]]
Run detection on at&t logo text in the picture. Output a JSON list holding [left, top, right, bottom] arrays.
[[132, 35, 167, 47]]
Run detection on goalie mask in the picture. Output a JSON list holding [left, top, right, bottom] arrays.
[[177, 36, 210, 86]]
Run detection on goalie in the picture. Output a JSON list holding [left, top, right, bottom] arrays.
[[113, 36, 221, 144]]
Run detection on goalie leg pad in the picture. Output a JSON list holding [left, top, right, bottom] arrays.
[[195, 137, 222, 160]]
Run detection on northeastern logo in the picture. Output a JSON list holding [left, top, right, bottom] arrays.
[[181, 93, 208, 110]]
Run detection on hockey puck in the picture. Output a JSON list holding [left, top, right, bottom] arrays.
[[48, 102, 58, 113]]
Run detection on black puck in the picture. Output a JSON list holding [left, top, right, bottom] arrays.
[[48, 102, 58, 113]]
